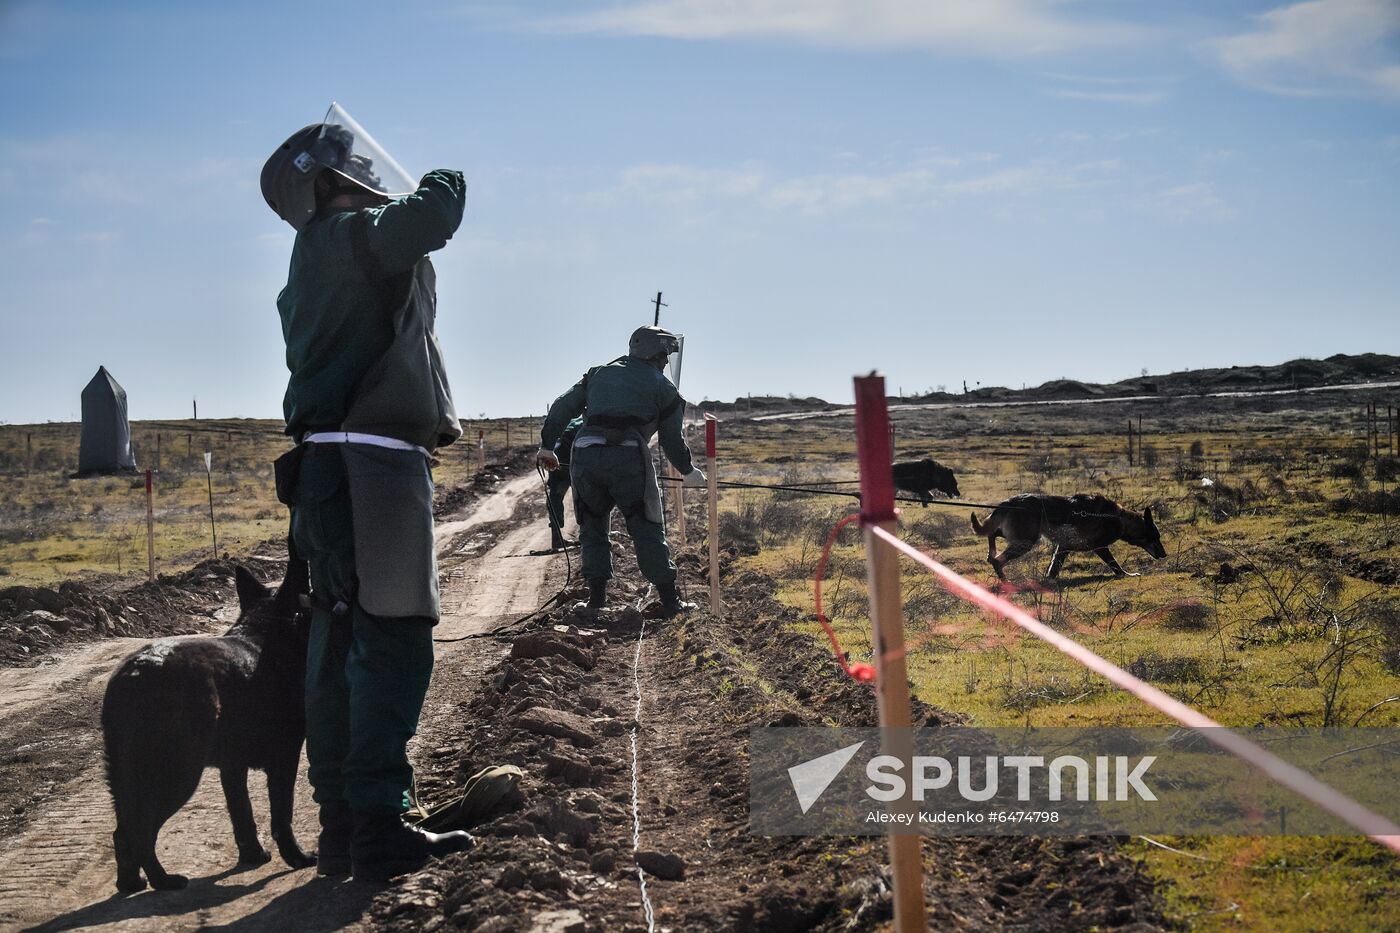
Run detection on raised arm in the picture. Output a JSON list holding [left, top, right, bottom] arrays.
[[360, 170, 467, 273]]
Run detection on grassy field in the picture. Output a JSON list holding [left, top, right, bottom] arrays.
[[700, 389, 1400, 931], [0, 417, 539, 586]]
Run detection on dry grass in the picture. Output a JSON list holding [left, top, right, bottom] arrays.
[[0, 416, 539, 586]]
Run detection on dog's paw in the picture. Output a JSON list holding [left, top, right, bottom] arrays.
[[151, 873, 189, 890], [237, 846, 273, 867]]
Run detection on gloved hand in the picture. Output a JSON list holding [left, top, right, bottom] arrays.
[[536, 448, 560, 471], [682, 468, 707, 488]]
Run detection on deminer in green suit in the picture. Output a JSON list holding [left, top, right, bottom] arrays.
[[537, 326, 706, 616], [260, 103, 472, 882]]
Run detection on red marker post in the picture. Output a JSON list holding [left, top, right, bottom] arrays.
[[853, 374, 926, 932], [705, 414, 721, 614]]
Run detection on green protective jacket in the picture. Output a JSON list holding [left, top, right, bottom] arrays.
[[541, 356, 693, 474], [553, 416, 584, 466], [278, 170, 466, 451]]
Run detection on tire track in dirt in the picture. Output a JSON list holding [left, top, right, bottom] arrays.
[[0, 471, 555, 932]]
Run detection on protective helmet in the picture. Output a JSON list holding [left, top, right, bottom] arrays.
[[260, 102, 417, 230], [628, 325, 681, 360]]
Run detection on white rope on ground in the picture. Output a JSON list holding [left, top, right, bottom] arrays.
[[628, 585, 656, 933]]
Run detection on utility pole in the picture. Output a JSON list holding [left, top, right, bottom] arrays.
[[653, 291, 667, 326]]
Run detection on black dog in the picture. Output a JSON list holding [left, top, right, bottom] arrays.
[[892, 458, 960, 504], [970, 493, 1166, 580], [102, 561, 314, 893]]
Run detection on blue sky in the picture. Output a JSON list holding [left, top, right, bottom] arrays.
[[1, 0, 1397, 423]]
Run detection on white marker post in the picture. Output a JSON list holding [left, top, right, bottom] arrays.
[[478, 429, 486, 473], [203, 452, 218, 561], [144, 469, 156, 581], [705, 415, 721, 614]]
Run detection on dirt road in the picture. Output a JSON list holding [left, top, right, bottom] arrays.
[[0, 472, 559, 932]]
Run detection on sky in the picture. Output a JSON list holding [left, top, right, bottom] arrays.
[[1, 0, 1397, 424]]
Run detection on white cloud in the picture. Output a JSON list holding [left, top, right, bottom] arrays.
[[535, 0, 1146, 57], [1135, 182, 1235, 222], [1048, 87, 1168, 105], [1209, 0, 1400, 98], [600, 152, 1142, 215], [618, 163, 766, 204], [764, 168, 936, 212]]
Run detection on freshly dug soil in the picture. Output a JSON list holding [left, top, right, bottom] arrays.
[[0, 554, 268, 667], [368, 552, 1166, 931]]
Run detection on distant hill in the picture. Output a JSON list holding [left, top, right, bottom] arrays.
[[697, 353, 1400, 415]]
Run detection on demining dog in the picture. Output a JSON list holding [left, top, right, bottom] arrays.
[[102, 561, 314, 893], [892, 457, 960, 504], [970, 494, 1166, 580]]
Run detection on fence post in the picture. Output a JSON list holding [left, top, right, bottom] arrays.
[[145, 469, 156, 581], [853, 373, 927, 932], [478, 429, 486, 472], [203, 452, 218, 560], [706, 415, 721, 614]]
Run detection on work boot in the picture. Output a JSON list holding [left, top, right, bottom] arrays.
[[586, 577, 607, 610], [350, 811, 473, 883], [550, 529, 576, 551], [657, 581, 697, 618], [316, 800, 353, 877]]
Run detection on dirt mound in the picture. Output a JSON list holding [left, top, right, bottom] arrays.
[[0, 555, 270, 666], [369, 559, 1164, 930]]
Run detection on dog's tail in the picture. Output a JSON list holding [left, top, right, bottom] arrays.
[[970, 512, 990, 536]]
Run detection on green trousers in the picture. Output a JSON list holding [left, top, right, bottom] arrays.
[[571, 445, 676, 586], [291, 444, 435, 815], [546, 465, 572, 538]]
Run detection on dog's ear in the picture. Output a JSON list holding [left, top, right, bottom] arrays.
[[274, 557, 310, 611], [235, 565, 272, 612], [1143, 506, 1155, 526]]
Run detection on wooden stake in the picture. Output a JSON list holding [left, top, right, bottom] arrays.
[[505, 420, 511, 451], [155, 432, 162, 472], [478, 429, 486, 472], [853, 373, 927, 933], [706, 415, 721, 614], [1127, 419, 1134, 466], [145, 469, 156, 581], [203, 452, 218, 560]]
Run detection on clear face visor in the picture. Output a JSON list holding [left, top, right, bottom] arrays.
[[667, 334, 685, 387], [303, 102, 416, 198]]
